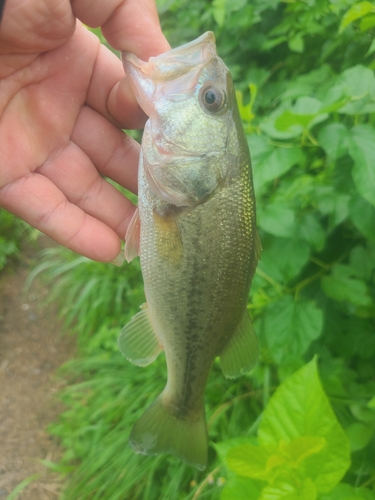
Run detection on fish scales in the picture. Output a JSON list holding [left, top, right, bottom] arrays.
[[119, 32, 260, 469]]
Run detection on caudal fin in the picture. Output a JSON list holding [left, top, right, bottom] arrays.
[[129, 395, 208, 470]]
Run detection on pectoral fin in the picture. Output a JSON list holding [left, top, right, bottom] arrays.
[[118, 304, 163, 366], [125, 207, 140, 263], [220, 309, 258, 379]]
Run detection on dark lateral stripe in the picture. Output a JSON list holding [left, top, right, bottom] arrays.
[[0, 0, 6, 24]]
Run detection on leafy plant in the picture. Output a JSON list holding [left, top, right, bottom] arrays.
[[30, 0, 375, 498], [218, 358, 353, 499]]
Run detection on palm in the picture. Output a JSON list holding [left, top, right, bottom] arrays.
[[0, 0, 169, 261]]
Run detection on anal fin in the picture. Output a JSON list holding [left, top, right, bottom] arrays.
[[220, 309, 258, 379], [118, 304, 162, 366]]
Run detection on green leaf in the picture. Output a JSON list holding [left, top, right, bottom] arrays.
[[318, 123, 349, 161], [258, 238, 310, 282], [348, 125, 375, 207], [360, 12, 375, 31], [314, 187, 350, 227], [275, 98, 328, 132], [260, 478, 316, 500], [214, 437, 255, 466], [227, 437, 325, 484], [221, 476, 262, 500], [258, 205, 295, 237], [349, 194, 375, 241], [349, 246, 375, 279], [339, 1, 375, 32], [212, 0, 226, 26], [345, 422, 373, 452], [227, 443, 280, 481], [282, 436, 326, 463], [288, 35, 304, 53], [258, 358, 351, 493], [321, 264, 372, 307], [252, 145, 304, 191], [262, 297, 323, 364], [321, 483, 375, 500], [339, 66, 375, 114], [296, 214, 325, 252]]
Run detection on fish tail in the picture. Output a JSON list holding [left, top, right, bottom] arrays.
[[129, 394, 208, 470]]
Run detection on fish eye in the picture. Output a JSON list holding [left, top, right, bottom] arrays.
[[200, 85, 226, 113]]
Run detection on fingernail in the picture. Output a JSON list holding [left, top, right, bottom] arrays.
[[111, 251, 125, 267]]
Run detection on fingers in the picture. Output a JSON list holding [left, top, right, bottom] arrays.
[[83, 31, 147, 128], [35, 141, 136, 241], [72, 0, 170, 58], [71, 106, 140, 194], [0, 173, 124, 262]]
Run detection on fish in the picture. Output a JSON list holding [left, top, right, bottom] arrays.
[[119, 31, 260, 470]]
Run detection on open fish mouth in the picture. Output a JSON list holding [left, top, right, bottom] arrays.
[[122, 32, 218, 116], [123, 31, 216, 81]]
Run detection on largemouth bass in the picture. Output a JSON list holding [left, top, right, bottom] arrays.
[[119, 32, 260, 470]]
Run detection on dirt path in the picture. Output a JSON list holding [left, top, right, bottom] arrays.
[[0, 258, 75, 499]]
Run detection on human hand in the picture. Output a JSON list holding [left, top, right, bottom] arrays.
[[0, 0, 170, 262]]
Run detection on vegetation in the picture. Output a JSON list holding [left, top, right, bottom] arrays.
[[27, 0, 375, 499], [0, 210, 29, 272]]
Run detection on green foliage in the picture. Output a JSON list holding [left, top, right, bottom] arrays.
[[221, 359, 351, 499], [0, 209, 28, 271], [31, 0, 375, 498]]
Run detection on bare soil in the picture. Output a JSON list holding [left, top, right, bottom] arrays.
[[0, 254, 75, 499]]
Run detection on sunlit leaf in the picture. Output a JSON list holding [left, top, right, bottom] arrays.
[[259, 359, 351, 493], [339, 1, 375, 32]]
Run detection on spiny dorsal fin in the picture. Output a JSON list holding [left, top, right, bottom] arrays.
[[118, 304, 162, 366], [219, 308, 258, 379]]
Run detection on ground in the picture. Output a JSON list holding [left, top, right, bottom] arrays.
[[0, 251, 75, 499]]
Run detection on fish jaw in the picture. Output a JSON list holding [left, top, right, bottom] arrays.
[[122, 31, 218, 118]]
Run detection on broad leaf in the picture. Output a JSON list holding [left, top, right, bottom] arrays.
[[348, 125, 375, 207], [339, 1, 375, 32], [349, 194, 375, 241], [258, 237, 310, 282], [345, 422, 373, 452], [321, 264, 372, 307], [252, 146, 304, 191], [320, 483, 375, 499], [262, 297, 323, 364], [260, 479, 316, 500], [221, 476, 262, 500], [318, 123, 349, 161], [258, 359, 351, 493], [296, 213, 325, 252], [258, 205, 295, 237]]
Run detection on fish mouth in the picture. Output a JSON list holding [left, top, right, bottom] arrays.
[[122, 32, 217, 116]]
